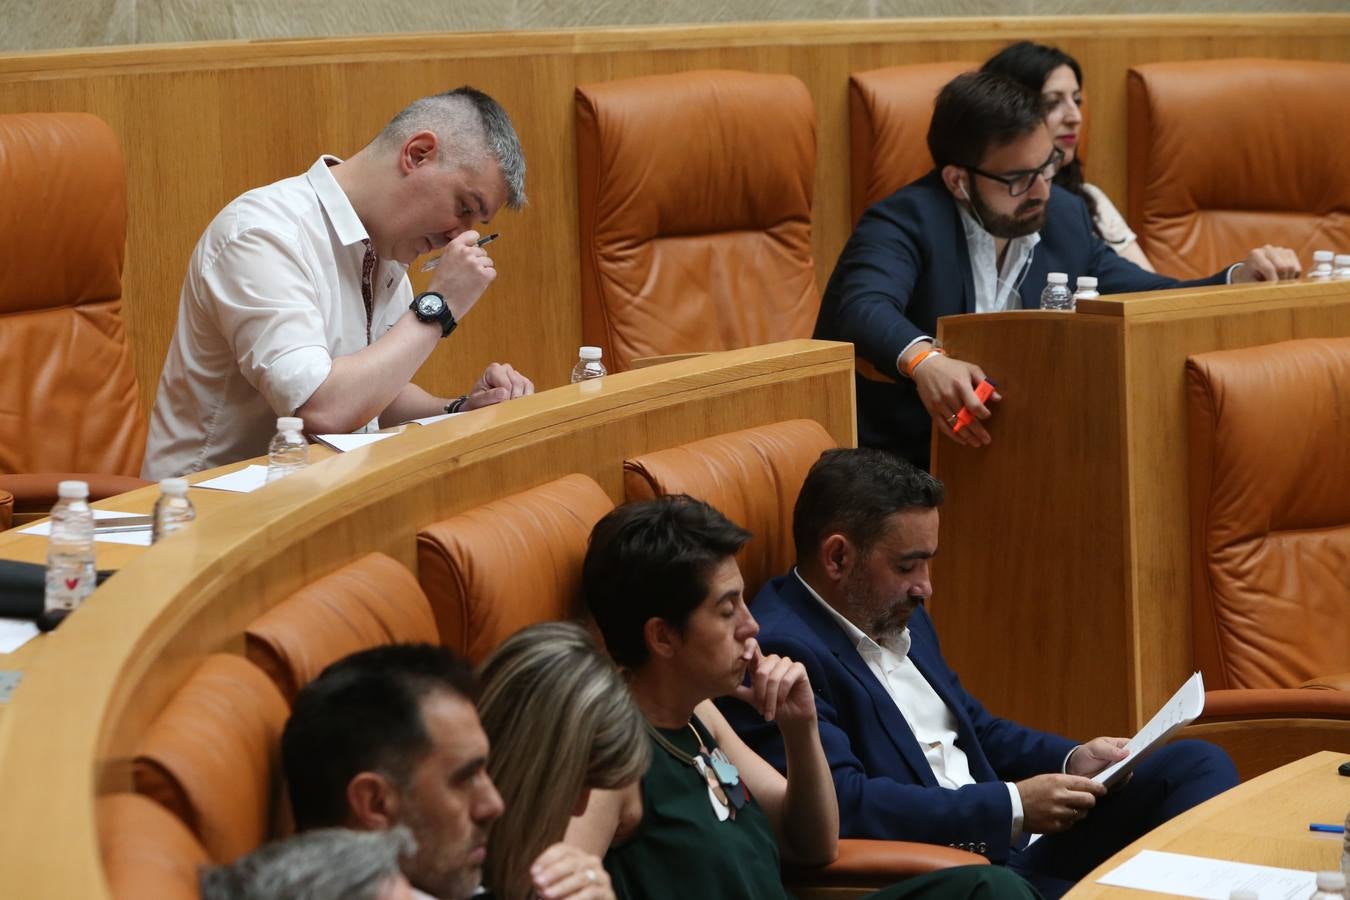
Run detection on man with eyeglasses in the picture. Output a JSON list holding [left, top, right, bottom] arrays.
[[815, 71, 1300, 470]]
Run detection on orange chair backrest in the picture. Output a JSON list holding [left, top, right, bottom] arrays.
[[1186, 337, 1350, 690], [575, 70, 818, 372], [98, 793, 209, 900]]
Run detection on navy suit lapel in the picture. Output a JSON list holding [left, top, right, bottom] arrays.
[[903, 613, 999, 783], [777, 577, 940, 787]]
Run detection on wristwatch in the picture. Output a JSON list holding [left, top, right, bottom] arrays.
[[410, 291, 457, 338]]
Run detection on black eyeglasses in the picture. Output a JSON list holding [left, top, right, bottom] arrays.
[[967, 148, 1063, 198]]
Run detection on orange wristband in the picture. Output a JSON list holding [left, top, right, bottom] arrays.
[[902, 346, 946, 380]]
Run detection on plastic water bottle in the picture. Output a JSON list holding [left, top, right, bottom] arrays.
[[570, 346, 607, 383], [1309, 870, 1345, 899], [266, 416, 309, 483], [1073, 276, 1100, 304], [152, 478, 196, 543], [1310, 250, 1335, 279], [1039, 272, 1073, 311], [44, 480, 96, 612], [1333, 254, 1350, 280]]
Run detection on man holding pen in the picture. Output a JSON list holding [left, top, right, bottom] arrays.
[[143, 86, 534, 479]]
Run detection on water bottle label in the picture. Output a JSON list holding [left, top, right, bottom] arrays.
[[45, 570, 93, 610]]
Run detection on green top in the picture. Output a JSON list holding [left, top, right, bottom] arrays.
[[604, 715, 789, 900]]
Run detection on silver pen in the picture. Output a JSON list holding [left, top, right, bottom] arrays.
[[93, 515, 156, 534], [420, 233, 499, 272]]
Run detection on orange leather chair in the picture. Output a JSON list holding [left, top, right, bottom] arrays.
[[1127, 59, 1350, 279], [0, 489, 12, 531], [0, 112, 150, 523], [1180, 337, 1350, 778], [246, 552, 440, 703], [98, 793, 209, 900], [575, 70, 819, 372], [848, 62, 976, 225], [623, 419, 837, 601], [417, 473, 615, 665], [133, 654, 291, 864]]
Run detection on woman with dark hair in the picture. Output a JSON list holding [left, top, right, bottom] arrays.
[[983, 41, 1155, 272]]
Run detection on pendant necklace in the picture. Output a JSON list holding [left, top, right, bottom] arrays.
[[647, 720, 749, 821]]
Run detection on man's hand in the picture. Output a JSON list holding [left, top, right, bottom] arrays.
[[730, 640, 816, 726], [426, 230, 497, 320], [1230, 245, 1302, 283], [1065, 737, 1130, 778], [530, 843, 614, 900], [461, 362, 534, 411], [909, 353, 1001, 447], [1016, 774, 1106, 833]]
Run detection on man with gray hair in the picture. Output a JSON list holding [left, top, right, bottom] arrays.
[[199, 826, 426, 900], [144, 86, 534, 478]]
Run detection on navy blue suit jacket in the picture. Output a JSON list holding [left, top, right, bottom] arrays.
[[814, 172, 1228, 467], [716, 572, 1077, 863]]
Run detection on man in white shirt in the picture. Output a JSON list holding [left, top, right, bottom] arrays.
[[143, 86, 534, 479], [717, 448, 1239, 898]]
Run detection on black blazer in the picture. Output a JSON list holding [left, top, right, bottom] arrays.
[[814, 172, 1228, 468]]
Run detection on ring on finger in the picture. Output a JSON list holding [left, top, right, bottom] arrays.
[[945, 413, 959, 426], [584, 868, 598, 885]]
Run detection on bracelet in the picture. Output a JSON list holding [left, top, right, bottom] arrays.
[[902, 345, 946, 380], [444, 395, 468, 415]]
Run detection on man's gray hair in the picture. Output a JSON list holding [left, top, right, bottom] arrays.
[[378, 86, 527, 209], [199, 826, 416, 900]]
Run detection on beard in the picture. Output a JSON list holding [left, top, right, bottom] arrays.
[[841, 568, 917, 647], [968, 184, 1046, 239]]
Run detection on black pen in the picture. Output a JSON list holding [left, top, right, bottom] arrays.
[[420, 233, 499, 272]]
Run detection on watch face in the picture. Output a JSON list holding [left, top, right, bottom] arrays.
[[416, 294, 445, 317]]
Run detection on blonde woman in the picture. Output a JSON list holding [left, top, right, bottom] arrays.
[[477, 621, 650, 900]]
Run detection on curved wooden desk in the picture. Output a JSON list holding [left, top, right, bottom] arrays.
[[0, 339, 856, 899], [1067, 751, 1350, 898]]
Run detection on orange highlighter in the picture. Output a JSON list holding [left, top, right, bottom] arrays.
[[952, 379, 997, 434]]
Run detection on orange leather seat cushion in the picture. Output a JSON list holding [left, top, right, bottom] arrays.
[[133, 654, 290, 863], [575, 70, 818, 372], [0, 489, 11, 531], [98, 792, 208, 900], [848, 62, 977, 224], [623, 419, 837, 599], [0, 113, 146, 481], [1186, 337, 1350, 691], [417, 474, 614, 664], [1128, 59, 1350, 279], [246, 552, 439, 703]]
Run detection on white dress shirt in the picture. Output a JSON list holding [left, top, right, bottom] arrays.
[[142, 156, 412, 479], [793, 570, 1026, 840]]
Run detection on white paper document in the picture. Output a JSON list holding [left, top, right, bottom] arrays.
[[0, 618, 41, 654], [1097, 850, 1316, 898], [19, 510, 153, 547], [194, 465, 269, 494], [1095, 672, 1205, 788], [405, 412, 465, 427], [313, 432, 398, 453]]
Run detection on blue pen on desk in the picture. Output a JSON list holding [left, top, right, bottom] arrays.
[[1308, 823, 1345, 834], [420, 233, 499, 272]]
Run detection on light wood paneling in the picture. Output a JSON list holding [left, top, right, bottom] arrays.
[[931, 280, 1350, 739], [1, 16, 1347, 424], [0, 339, 855, 900]]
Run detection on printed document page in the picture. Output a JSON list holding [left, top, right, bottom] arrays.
[[1097, 849, 1315, 898], [1095, 672, 1205, 788]]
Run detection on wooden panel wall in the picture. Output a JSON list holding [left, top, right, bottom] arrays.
[[2, 16, 1348, 423]]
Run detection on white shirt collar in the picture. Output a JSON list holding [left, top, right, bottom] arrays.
[[792, 568, 911, 661], [305, 155, 371, 248], [956, 203, 1040, 315]]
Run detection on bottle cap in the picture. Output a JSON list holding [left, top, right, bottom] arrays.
[[1313, 250, 1334, 262], [276, 416, 304, 432], [1335, 254, 1350, 266], [159, 477, 189, 497], [579, 346, 603, 361], [1046, 272, 1068, 285], [1076, 276, 1098, 290], [57, 480, 89, 499], [1316, 871, 1345, 890]]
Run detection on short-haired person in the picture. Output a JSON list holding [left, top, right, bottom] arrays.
[[144, 86, 534, 479], [199, 826, 418, 900], [282, 643, 610, 900], [815, 72, 1300, 470], [983, 41, 1154, 271], [570, 495, 1043, 900], [717, 449, 1239, 898], [477, 621, 648, 900]]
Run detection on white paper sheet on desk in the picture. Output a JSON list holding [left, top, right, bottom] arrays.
[[406, 412, 465, 427], [0, 618, 40, 654], [19, 510, 153, 547], [314, 432, 398, 453], [1097, 849, 1316, 898], [1095, 671, 1205, 788], [194, 465, 269, 493]]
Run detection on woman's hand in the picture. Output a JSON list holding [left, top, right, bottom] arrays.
[[730, 640, 816, 726], [530, 843, 613, 900]]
